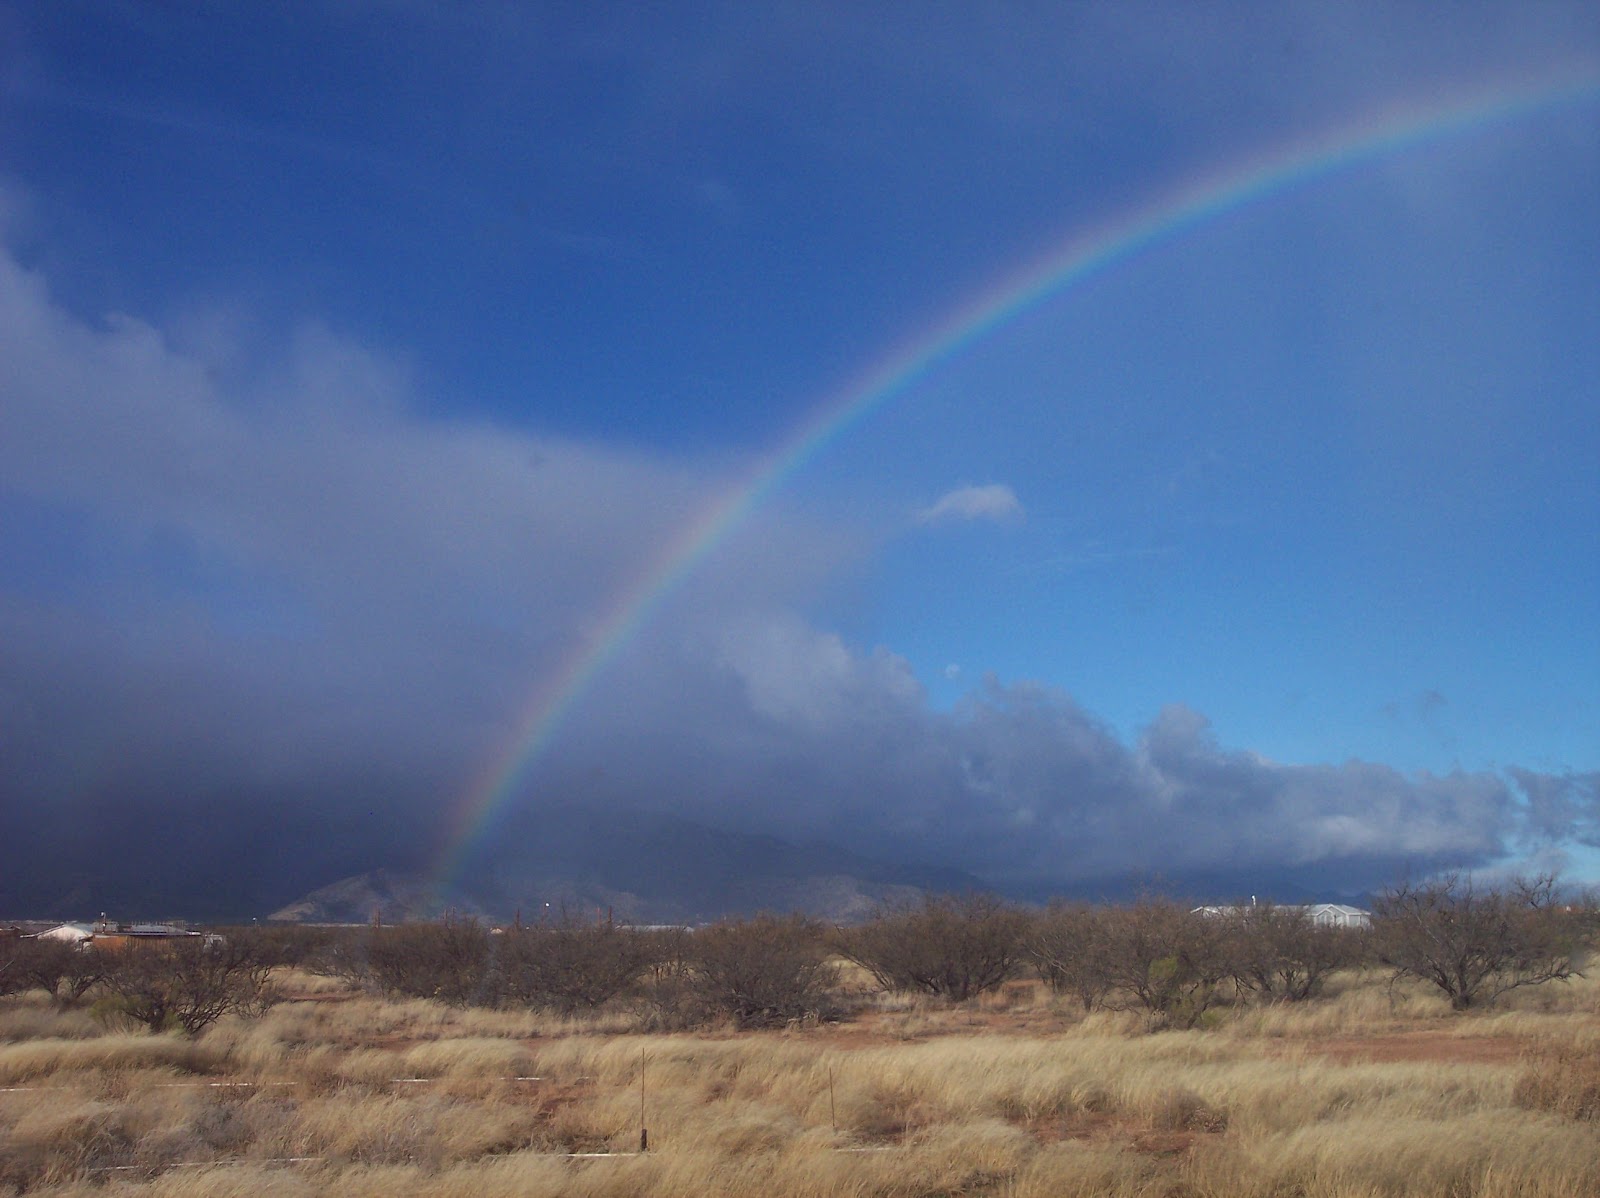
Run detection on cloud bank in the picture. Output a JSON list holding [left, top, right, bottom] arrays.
[[0, 237, 1580, 914]]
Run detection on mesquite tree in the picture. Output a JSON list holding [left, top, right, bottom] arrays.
[[690, 915, 838, 1029], [0, 936, 108, 1007], [498, 913, 658, 1013], [1098, 900, 1234, 1029], [1372, 873, 1585, 1010], [1225, 902, 1357, 1003], [364, 917, 494, 1007], [1026, 902, 1118, 1011], [837, 893, 1031, 1003], [102, 934, 274, 1035]]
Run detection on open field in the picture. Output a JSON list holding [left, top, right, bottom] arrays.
[[2, 965, 1598, 1197]]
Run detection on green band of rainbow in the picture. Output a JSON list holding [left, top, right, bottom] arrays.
[[432, 70, 1600, 894]]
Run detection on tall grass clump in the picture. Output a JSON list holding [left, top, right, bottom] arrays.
[[1513, 1045, 1600, 1121], [0, 1034, 219, 1083]]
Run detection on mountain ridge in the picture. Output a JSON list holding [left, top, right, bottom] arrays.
[[271, 807, 988, 924]]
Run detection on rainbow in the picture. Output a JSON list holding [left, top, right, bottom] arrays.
[[432, 70, 1600, 892]]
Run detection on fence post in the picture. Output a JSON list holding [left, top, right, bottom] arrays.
[[639, 1048, 648, 1152]]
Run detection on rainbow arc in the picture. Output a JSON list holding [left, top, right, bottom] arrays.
[[432, 72, 1600, 894]]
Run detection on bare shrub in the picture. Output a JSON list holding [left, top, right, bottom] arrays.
[[496, 913, 656, 1013], [302, 926, 371, 987], [690, 914, 839, 1028], [1099, 899, 1232, 1029], [1026, 902, 1117, 1011], [1372, 872, 1587, 1010], [0, 936, 108, 1007], [100, 934, 274, 1036], [364, 917, 494, 1007], [1513, 1046, 1600, 1121], [1226, 902, 1359, 1003], [219, 923, 341, 968], [837, 893, 1031, 1003], [632, 928, 704, 1030]]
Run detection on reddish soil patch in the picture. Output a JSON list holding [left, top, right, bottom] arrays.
[[1129, 1129, 1199, 1155], [1027, 1110, 1117, 1144], [815, 1010, 933, 1045], [365, 1034, 429, 1051], [1279, 1031, 1529, 1066], [514, 1078, 593, 1113], [813, 999, 1081, 1046], [1027, 1110, 1218, 1158]]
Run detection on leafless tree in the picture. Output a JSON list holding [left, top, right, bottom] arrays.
[[102, 934, 274, 1035], [0, 936, 108, 1007], [1026, 902, 1118, 1011], [1371, 872, 1587, 1010], [1099, 899, 1233, 1029], [1225, 902, 1358, 1003], [220, 923, 341, 968], [690, 915, 839, 1029], [628, 927, 702, 1029], [498, 912, 657, 1013], [301, 926, 371, 985], [836, 893, 1031, 1003], [0, 932, 25, 998], [364, 916, 494, 1007]]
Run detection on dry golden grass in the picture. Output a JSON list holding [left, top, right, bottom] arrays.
[[4, 966, 1600, 1196], [0, 1006, 103, 1043], [0, 1035, 221, 1084], [269, 968, 352, 997], [1513, 1044, 1600, 1122]]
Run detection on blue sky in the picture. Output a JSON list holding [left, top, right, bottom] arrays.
[[1, 2, 1596, 909]]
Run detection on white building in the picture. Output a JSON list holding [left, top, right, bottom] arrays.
[[1302, 903, 1370, 929], [34, 922, 94, 944], [1191, 903, 1370, 929]]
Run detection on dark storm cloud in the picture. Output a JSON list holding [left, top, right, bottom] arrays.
[[605, 619, 1520, 891], [500, 611, 1527, 898], [0, 235, 1560, 912], [0, 234, 855, 912]]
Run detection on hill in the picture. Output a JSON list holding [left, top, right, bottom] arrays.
[[271, 806, 985, 924]]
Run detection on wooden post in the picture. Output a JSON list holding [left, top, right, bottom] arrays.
[[828, 1065, 837, 1133], [630, 1049, 643, 1151]]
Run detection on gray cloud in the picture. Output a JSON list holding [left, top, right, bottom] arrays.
[[0, 234, 854, 911], [1509, 767, 1600, 849], [531, 616, 1526, 895], [0, 236, 1565, 913]]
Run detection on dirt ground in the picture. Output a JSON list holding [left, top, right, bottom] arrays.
[[1277, 1030, 1530, 1065]]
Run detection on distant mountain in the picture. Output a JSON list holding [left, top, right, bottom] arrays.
[[271, 807, 986, 924], [267, 869, 470, 924]]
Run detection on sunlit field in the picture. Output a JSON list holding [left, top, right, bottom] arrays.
[[2, 961, 1597, 1198]]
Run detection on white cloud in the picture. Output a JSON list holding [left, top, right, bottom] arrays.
[[916, 483, 1023, 526]]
